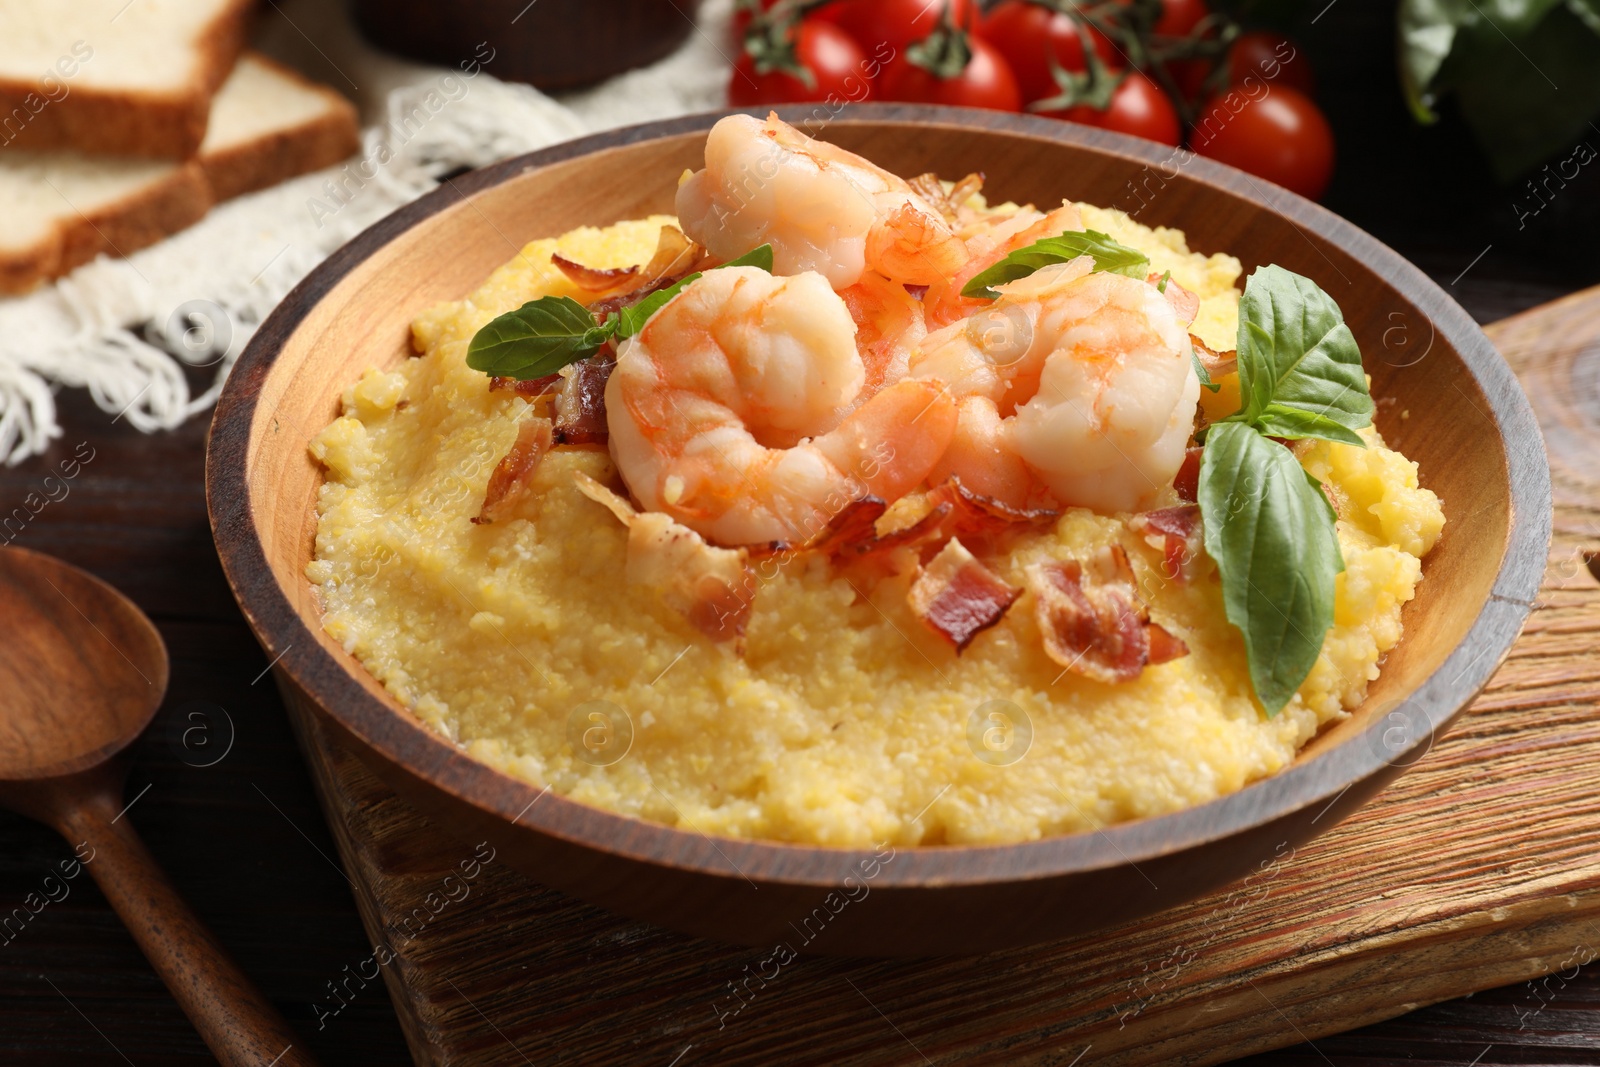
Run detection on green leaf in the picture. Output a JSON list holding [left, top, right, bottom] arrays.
[[1249, 404, 1368, 446], [466, 296, 614, 380], [616, 276, 698, 338], [1397, 0, 1600, 178], [722, 243, 775, 271], [470, 245, 777, 373], [1398, 0, 1465, 122], [614, 244, 775, 339], [1198, 423, 1345, 717], [1191, 347, 1220, 393], [1444, 3, 1600, 181], [1228, 265, 1372, 442], [960, 230, 1151, 299]]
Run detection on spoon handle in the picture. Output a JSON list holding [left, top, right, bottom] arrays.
[[58, 789, 318, 1067]]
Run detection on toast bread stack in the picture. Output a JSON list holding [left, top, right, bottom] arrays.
[[0, 4, 360, 294], [0, 0, 255, 158]]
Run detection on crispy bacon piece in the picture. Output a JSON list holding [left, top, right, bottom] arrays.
[[552, 357, 614, 444], [489, 373, 561, 398], [587, 227, 717, 320], [808, 497, 952, 565], [552, 254, 640, 292], [472, 417, 554, 525], [573, 473, 753, 644], [1130, 504, 1202, 583], [1191, 334, 1238, 378], [1151, 273, 1200, 326], [928, 478, 1062, 546], [1027, 545, 1188, 684], [1172, 447, 1202, 503], [908, 538, 1022, 653], [554, 225, 708, 306], [783, 478, 1060, 583]]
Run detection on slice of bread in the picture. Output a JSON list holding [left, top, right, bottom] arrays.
[[197, 53, 358, 202], [0, 52, 358, 295], [0, 0, 255, 158]]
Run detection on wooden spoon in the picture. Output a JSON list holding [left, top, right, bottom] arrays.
[[0, 546, 317, 1067]]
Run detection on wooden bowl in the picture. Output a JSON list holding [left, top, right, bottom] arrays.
[[207, 106, 1551, 956]]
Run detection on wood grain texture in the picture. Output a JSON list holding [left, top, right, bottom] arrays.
[[0, 548, 318, 1066], [206, 106, 1551, 955], [281, 278, 1600, 1067]]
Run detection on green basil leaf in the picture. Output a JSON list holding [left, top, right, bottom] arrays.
[[960, 230, 1151, 299], [721, 243, 775, 271], [1230, 265, 1373, 442], [1398, 0, 1600, 179], [1191, 347, 1220, 393], [1444, 3, 1600, 181], [1199, 423, 1344, 717], [616, 275, 699, 338], [615, 244, 775, 339], [466, 296, 614, 380], [1249, 404, 1368, 446]]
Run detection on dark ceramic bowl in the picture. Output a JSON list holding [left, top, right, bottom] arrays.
[[351, 0, 704, 91]]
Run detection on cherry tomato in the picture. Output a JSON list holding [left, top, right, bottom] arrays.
[[1226, 31, 1315, 96], [816, 0, 976, 60], [978, 0, 1122, 105], [1190, 86, 1334, 199], [1153, 0, 1209, 37], [879, 33, 1023, 112], [728, 19, 872, 106], [1037, 72, 1181, 146]]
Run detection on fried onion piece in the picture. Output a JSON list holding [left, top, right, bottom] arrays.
[[1129, 504, 1203, 584], [472, 417, 554, 525], [908, 538, 1022, 653], [573, 472, 753, 643], [1027, 545, 1188, 684]]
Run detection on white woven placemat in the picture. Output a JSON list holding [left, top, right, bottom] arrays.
[[0, 0, 734, 463]]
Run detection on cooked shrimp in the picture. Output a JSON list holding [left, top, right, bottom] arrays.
[[911, 260, 1199, 514], [675, 113, 969, 289], [923, 201, 1084, 330], [835, 269, 926, 400], [607, 266, 957, 545]]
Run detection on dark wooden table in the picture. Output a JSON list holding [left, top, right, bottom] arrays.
[[4, 3, 1599, 1062]]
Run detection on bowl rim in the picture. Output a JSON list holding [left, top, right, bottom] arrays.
[[207, 103, 1552, 889]]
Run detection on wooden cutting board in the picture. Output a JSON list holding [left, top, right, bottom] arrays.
[[283, 289, 1600, 1067]]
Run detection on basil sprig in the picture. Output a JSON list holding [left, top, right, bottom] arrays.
[[1198, 265, 1374, 716], [466, 244, 774, 381], [960, 230, 1150, 298], [1220, 265, 1373, 446]]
